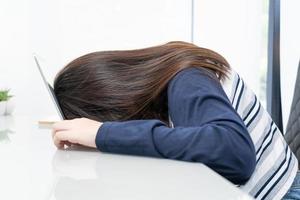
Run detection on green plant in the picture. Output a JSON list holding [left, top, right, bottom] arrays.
[[0, 90, 13, 102]]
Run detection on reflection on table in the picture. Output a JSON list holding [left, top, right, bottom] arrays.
[[0, 115, 15, 143]]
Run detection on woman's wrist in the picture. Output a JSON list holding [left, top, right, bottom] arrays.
[[95, 121, 114, 151]]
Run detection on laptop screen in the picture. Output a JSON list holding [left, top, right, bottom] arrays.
[[34, 56, 65, 120]]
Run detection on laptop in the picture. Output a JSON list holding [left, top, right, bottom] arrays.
[[34, 56, 66, 121]]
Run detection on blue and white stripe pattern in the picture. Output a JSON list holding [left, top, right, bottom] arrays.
[[221, 69, 298, 200]]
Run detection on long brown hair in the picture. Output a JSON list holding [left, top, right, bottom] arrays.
[[54, 41, 230, 125]]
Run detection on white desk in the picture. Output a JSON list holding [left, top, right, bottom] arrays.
[[0, 115, 253, 200]]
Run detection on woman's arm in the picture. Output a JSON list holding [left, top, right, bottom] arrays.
[[98, 68, 255, 184], [53, 68, 256, 185]]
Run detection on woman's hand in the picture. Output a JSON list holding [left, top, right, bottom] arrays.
[[52, 118, 103, 149]]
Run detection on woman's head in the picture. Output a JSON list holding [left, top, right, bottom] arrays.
[[54, 41, 230, 124]]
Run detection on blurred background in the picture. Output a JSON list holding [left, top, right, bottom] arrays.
[[0, 0, 299, 131]]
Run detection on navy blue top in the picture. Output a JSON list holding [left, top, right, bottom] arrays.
[[95, 67, 256, 185]]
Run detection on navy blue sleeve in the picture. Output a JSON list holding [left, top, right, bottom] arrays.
[[95, 67, 256, 185]]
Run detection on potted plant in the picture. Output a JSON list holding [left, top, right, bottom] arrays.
[[0, 89, 14, 115]]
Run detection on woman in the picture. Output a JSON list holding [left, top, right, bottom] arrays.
[[52, 41, 298, 200]]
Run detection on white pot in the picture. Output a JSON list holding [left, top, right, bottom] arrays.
[[5, 98, 14, 115], [0, 101, 6, 115]]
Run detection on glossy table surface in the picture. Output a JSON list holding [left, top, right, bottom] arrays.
[[0, 115, 253, 200]]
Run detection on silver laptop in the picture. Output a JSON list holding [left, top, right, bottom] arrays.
[[34, 56, 65, 120]]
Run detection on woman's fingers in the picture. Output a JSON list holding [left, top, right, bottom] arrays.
[[64, 141, 73, 147], [52, 119, 79, 149], [53, 135, 64, 149], [51, 118, 101, 149], [52, 119, 74, 131], [53, 130, 73, 149]]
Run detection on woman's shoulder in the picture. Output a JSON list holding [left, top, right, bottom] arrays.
[[168, 66, 238, 89], [174, 67, 217, 77], [167, 67, 229, 99], [169, 67, 220, 86]]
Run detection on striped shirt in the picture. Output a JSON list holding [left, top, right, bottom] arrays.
[[96, 67, 297, 200], [221, 69, 298, 200]]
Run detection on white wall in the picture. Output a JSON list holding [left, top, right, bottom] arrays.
[[281, 0, 300, 129], [29, 0, 192, 76], [1, 0, 192, 118], [194, 0, 268, 107], [0, 0, 36, 115]]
